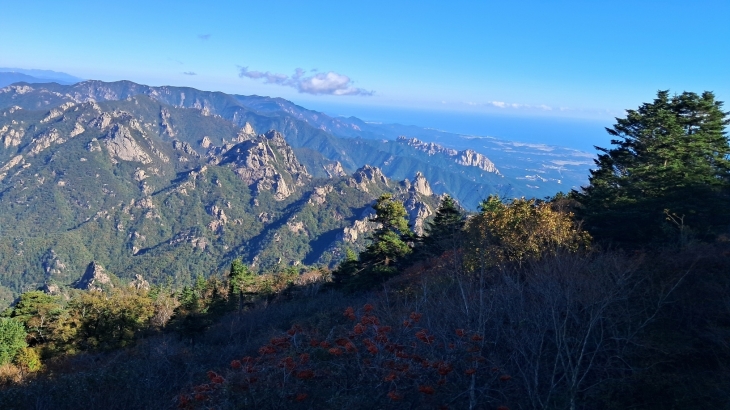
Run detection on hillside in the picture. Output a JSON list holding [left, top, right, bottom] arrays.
[[0, 95, 439, 305]]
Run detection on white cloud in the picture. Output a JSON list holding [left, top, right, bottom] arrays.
[[483, 101, 553, 110], [238, 66, 373, 96]]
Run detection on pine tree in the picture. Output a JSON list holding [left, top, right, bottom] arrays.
[[229, 259, 256, 313], [360, 194, 413, 269], [333, 194, 413, 290], [576, 91, 730, 244], [420, 195, 465, 257], [0, 318, 27, 365]]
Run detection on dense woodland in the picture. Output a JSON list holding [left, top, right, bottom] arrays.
[[0, 91, 729, 409]]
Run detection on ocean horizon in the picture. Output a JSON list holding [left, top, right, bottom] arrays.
[[315, 104, 615, 153]]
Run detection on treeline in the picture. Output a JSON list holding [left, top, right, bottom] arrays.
[[0, 265, 330, 382]]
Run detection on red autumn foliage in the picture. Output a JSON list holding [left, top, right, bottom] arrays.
[[418, 385, 435, 394], [295, 393, 308, 402], [179, 300, 512, 409], [296, 370, 315, 380], [387, 390, 402, 401], [343, 307, 356, 321]]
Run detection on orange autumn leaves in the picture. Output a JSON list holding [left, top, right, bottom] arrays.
[[178, 303, 512, 409]]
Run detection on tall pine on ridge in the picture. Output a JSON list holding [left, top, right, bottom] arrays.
[[576, 90, 730, 243]]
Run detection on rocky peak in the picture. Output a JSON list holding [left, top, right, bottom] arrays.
[[411, 171, 433, 196], [220, 130, 310, 200], [75, 262, 113, 291], [457, 149, 500, 174], [404, 194, 433, 236], [350, 165, 389, 192], [323, 161, 347, 178]]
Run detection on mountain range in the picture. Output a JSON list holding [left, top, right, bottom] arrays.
[[0, 78, 595, 305]]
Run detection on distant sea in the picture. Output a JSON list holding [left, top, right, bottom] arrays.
[[317, 104, 614, 153]]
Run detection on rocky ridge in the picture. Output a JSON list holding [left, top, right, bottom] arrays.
[[397, 136, 501, 174]]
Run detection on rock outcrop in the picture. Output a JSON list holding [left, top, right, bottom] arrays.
[[0, 124, 24, 148], [397, 136, 500, 174], [323, 161, 347, 178], [75, 262, 113, 291], [411, 172, 433, 197], [221, 130, 310, 200], [128, 274, 150, 291], [349, 165, 389, 192], [104, 124, 152, 164]]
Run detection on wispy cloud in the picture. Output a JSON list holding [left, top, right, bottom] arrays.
[[484, 101, 553, 111], [198, 34, 211, 41], [238, 66, 373, 96], [183, 71, 197, 76]]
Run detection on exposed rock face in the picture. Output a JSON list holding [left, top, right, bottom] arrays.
[[40, 102, 75, 124], [323, 161, 347, 178], [29, 128, 64, 155], [457, 149, 499, 173], [221, 130, 310, 200], [341, 218, 375, 243], [0, 124, 24, 148], [397, 136, 501, 174], [89, 112, 113, 129], [0, 154, 23, 181], [236, 122, 256, 141], [69, 122, 85, 137], [40, 282, 62, 296], [173, 140, 200, 158], [309, 185, 334, 205], [160, 108, 175, 137], [411, 172, 433, 197], [42, 250, 67, 277], [404, 194, 433, 236], [87, 138, 102, 152], [287, 217, 307, 235], [128, 274, 150, 291], [75, 262, 113, 291], [0, 84, 34, 95], [133, 168, 148, 182], [207, 205, 229, 233], [104, 124, 152, 164], [200, 136, 212, 149], [350, 165, 388, 192]]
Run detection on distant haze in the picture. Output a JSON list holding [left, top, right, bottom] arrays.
[[308, 104, 612, 153]]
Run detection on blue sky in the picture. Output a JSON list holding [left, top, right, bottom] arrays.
[[1, 0, 728, 142]]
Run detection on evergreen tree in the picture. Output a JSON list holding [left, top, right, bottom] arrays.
[[333, 194, 413, 290], [229, 259, 256, 312], [0, 318, 27, 365], [331, 248, 359, 287], [576, 91, 730, 243], [360, 194, 412, 268], [420, 195, 465, 257]]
